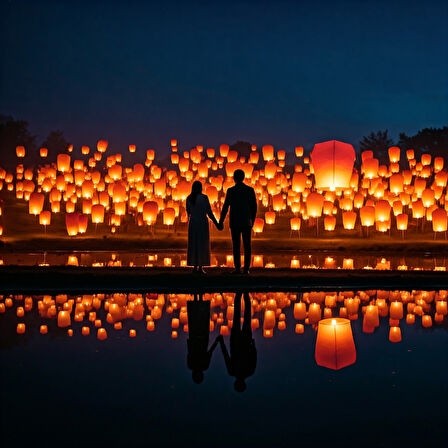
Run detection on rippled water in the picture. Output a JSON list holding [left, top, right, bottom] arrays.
[[0, 289, 446, 447]]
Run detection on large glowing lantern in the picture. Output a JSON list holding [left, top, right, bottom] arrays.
[[16, 145, 26, 158], [315, 318, 356, 370], [29, 192, 45, 215], [432, 208, 447, 232], [57, 154, 71, 172], [311, 140, 355, 190], [262, 145, 274, 162], [91, 204, 105, 224], [97, 140, 108, 153], [306, 192, 324, 218]]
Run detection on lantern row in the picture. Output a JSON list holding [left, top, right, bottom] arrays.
[[3, 289, 447, 343], [1, 142, 447, 238]]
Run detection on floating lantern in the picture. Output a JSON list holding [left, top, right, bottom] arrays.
[[97, 140, 108, 153], [311, 140, 355, 190], [252, 218, 264, 234], [388, 146, 400, 163], [342, 211, 356, 230], [58, 310, 71, 327], [29, 192, 45, 215], [324, 216, 336, 231], [432, 208, 447, 232], [389, 326, 402, 343], [39, 210, 51, 227], [97, 328, 107, 340], [306, 192, 324, 218], [315, 318, 356, 370], [57, 154, 71, 172]]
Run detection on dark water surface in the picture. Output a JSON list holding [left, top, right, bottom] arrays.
[[1, 291, 446, 448]]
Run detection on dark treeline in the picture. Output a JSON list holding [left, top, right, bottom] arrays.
[[0, 113, 447, 170]]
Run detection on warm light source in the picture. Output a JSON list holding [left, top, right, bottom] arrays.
[[315, 318, 356, 370]]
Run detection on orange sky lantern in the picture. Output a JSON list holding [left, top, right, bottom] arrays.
[[311, 140, 355, 190], [16, 146, 25, 158], [388, 146, 400, 163], [40, 147, 48, 158], [306, 192, 324, 218], [29, 192, 45, 215], [163, 207, 176, 226], [143, 201, 158, 224], [129, 144, 136, 153], [342, 211, 356, 230], [295, 146, 304, 157], [421, 154, 431, 166], [39, 210, 51, 226], [262, 145, 274, 162], [432, 208, 447, 233], [57, 154, 71, 172], [324, 215, 336, 231], [65, 212, 79, 236], [253, 218, 264, 234], [360, 205, 375, 227], [97, 140, 108, 153], [315, 317, 356, 370]]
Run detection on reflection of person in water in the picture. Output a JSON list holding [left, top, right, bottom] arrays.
[[187, 294, 220, 384], [218, 292, 257, 392]]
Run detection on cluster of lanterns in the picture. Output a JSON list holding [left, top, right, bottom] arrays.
[[2, 288, 446, 370], [1, 139, 447, 239]]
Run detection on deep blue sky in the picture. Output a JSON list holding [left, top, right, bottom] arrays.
[[1, 0, 447, 154]]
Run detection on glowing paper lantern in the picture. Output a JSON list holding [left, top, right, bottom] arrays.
[[262, 145, 274, 161], [432, 208, 447, 232], [16, 146, 26, 157], [315, 318, 356, 370], [29, 192, 45, 215], [342, 211, 356, 230], [97, 140, 108, 153], [388, 146, 400, 163], [39, 211, 51, 226], [57, 154, 71, 172], [253, 218, 265, 234], [389, 326, 401, 343], [306, 193, 324, 218], [311, 140, 355, 190]]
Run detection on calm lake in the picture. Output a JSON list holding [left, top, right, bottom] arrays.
[[0, 289, 446, 447]]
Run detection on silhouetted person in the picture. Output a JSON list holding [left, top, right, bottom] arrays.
[[218, 292, 257, 392], [218, 169, 257, 274], [187, 293, 219, 384], [186, 181, 220, 274]]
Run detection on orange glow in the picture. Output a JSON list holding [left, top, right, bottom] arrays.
[[315, 318, 356, 370], [311, 140, 355, 190]]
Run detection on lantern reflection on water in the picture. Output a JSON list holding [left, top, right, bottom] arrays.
[[315, 318, 356, 370]]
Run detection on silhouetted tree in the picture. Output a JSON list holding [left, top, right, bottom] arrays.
[[41, 130, 69, 161], [230, 141, 253, 159], [398, 126, 448, 158], [359, 130, 394, 163], [0, 114, 37, 168]]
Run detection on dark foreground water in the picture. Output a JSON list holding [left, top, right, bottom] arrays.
[[0, 290, 447, 448]]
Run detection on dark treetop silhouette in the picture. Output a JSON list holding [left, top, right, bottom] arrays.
[[219, 169, 257, 274]]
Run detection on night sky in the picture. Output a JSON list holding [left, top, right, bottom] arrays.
[[1, 0, 447, 154]]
